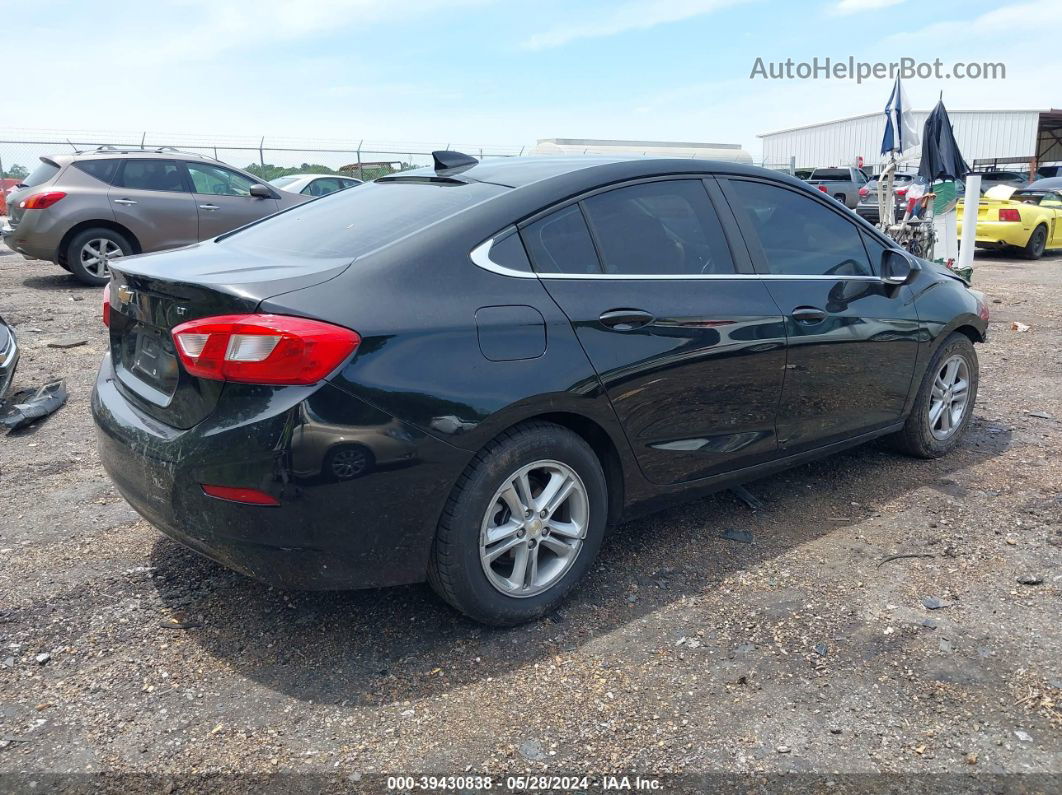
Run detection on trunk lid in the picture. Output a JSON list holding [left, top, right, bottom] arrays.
[[107, 242, 350, 429]]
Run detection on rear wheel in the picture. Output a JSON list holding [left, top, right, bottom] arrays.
[[890, 333, 978, 458], [1020, 225, 1048, 260], [427, 421, 607, 625], [66, 228, 132, 286]]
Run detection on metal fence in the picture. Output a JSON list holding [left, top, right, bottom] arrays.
[[0, 128, 527, 184]]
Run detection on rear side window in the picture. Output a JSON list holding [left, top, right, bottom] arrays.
[[221, 178, 507, 259], [22, 160, 60, 187], [582, 180, 735, 276], [116, 160, 187, 192], [729, 179, 872, 277], [73, 159, 120, 185], [304, 178, 340, 196], [522, 205, 600, 275]]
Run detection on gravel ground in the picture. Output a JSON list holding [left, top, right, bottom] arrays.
[[0, 242, 1059, 787]]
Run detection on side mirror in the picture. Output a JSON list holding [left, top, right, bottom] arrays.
[[881, 249, 919, 285], [249, 184, 273, 199]]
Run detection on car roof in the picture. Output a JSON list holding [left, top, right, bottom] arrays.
[[389, 155, 791, 190], [1028, 176, 1062, 190], [280, 173, 359, 180], [46, 147, 225, 166]]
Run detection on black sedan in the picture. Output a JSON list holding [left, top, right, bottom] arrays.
[[92, 152, 988, 625]]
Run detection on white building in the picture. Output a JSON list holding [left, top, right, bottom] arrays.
[[532, 138, 753, 164], [758, 109, 1062, 175]]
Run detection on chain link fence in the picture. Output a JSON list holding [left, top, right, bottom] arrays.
[[0, 128, 526, 186]]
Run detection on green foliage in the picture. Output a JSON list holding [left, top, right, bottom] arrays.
[[244, 162, 349, 181], [2, 163, 29, 179]]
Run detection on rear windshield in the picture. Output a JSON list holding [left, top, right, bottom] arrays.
[[22, 159, 60, 187], [810, 169, 850, 180], [220, 178, 507, 259]]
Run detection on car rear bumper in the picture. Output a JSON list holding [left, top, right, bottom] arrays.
[[855, 205, 879, 223], [2, 212, 61, 262], [91, 354, 471, 590], [956, 220, 1032, 247]]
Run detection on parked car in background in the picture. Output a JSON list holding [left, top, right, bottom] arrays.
[[1037, 165, 1062, 179], [804, 167, 869, 208], [973, 170, 1028, 194], [0, 312, 18, 399], [0, 178, 23, 216], [1027, 176, 1062, 191], [856, 173, 918, 224], [1, 148, 308, 286], [269, 173, 362, 197], [958, 185, 1062, 259], [93, 152, 988, 626]]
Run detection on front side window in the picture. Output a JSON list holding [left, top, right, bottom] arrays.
[[521, 205, 600, 275], [187, 163, 257, 197], [116, 160, 187, 192], [303, 178, 341, 196], [582, 180, 735, 276], [729, 179, 872, 277]]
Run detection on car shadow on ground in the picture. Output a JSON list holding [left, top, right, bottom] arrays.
[[150, 421, 1011, 708], [20, 272, 89, 291]]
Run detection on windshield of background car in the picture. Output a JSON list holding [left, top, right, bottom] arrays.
[[219, 178, 507, 259], [268, 176, 300, 188], [22, 160, 60, 187]]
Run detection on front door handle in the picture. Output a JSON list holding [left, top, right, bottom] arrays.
[[199, 204, 219, 211], [599, 309, 655, 331], [791, 306, 828, 325], [113, 198, 137, 206]]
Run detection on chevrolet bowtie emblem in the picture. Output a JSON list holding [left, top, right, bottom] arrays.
[[116, 285, 134, 304]]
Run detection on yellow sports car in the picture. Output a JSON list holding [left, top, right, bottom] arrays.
[[957, 184, 1062, 259]]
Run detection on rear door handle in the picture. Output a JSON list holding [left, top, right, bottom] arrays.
[[113, 198, 137, 206], [599, 309, 655, 330], [199, 204, 219, 211], [791, 306, 828, 325]]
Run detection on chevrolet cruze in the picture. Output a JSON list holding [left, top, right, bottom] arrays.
[[92, 152, 988, 625]]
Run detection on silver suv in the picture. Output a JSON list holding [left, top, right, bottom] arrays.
[[1, 147, 309, 285]]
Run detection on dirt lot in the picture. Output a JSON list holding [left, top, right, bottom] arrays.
[[0, 242, 1059, 788]]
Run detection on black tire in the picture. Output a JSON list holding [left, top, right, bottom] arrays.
[[890, 333, 979, 458], [65, 227, 133, 286], [427, 421, 607, 626], [1020, 225, 1048, 260]]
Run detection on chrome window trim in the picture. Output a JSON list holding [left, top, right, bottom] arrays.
[[470, 237, 884, 282]]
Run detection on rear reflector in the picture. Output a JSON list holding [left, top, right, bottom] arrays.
[[201, 484, 280, 506], [102, 285, 111, 327], [171, 313, 360, 385], [998, 208, 1021, 222], [22, 191, 67, 210]]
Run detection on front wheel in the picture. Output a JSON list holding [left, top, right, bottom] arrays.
[[427, 421, 607, 625], [66, 228, 132, 286], [890, 333, 979, 458]]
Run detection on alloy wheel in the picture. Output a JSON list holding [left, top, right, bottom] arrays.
[[80, 238, 124, 279], [928, 354, 970, 440], [479, 460, 588, 598]]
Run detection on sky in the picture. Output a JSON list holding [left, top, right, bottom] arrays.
[[2, 0, 1058, 164]]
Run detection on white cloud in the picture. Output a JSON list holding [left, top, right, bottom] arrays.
[[522, 0, 749, 50], [888, 0, 1062, 42], [830, 0, 905, 15]]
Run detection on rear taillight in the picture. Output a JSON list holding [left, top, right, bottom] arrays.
[[171, 313, 360, 385], [817, 185, 828, 193], [998, 208, 1021, 222], [201, 484, 280, 506], [858, 186, 869, 198], [21, 191, 67, 210], [895, 187, 908, 197], [102, 285, 111, 327]]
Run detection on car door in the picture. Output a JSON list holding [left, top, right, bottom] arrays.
[[107, 159, 199, 252], [184, 161, 280, 240], [719, 176, 921, 453], [521, 177, 787, 485], [1041, 191, 1062, 246]]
